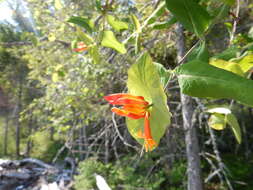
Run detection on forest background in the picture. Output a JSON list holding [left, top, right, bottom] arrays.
[[0, 0, 253, 190]]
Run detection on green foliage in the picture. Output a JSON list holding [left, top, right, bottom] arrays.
[[68, 16, 94, 33], [74, 155, 185, 190], [165, 0, 211, 37], [188, 41, 209, 62], [30, 130, 63, 162], [127, 53, 171, 150], [74, 158, 107, 190], [153, 62, 171, 88], [207, 107, 242, 143], [101, 30, 127, 54], [106, 15, 129, 31], [210, 59, 245, 77], [175, 60, 253, 107]]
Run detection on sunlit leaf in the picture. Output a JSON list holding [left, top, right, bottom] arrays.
[[106, 15, 128, 31], [127, 53, 171, 150], [131, 14, 141, 33], [209, 59, 244, 77], [48, 33, 56, 42], [55, 0, 63, 10], [207, 107, 231, 115], [101, 31, 126, 54], [206, 106, 241, 143], [237, 54, 253, 73], [208, 113, 226, 130]]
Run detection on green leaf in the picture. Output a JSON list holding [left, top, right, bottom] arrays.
[[68, 16, 94, 33], [226, 113, 241, 144], [101, 31, 126, 54], [76, 28, 94, 45], [206, 106, 241, 143], [248, 26, 253, 39], [54, 0, 63, 10], [145, 1, 166, 25], [188, 41, 209, 62], [127, 53, 171, 150], [221, 0, 235, 5], [208, 113, 226, 130], [89, 46, 100, 64], [152, 17, 177, 30], [237, 54, 253, 73], [209, 59, 245, 77], [213, 46, 239, 60], [175, 60, 253, 107], [106, 15, 129, 31], [165, 0, 211, 37], [153, 62, 171, 88], [131, 14, 141, 33]]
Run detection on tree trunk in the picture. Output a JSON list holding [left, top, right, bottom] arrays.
[[26, 114, 33, 157], [176, 24, 203, 190], [16, 78, 23, 158], [4, 113, 9, 155]]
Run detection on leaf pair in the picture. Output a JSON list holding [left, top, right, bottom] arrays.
[[207, 107, 241, 144]]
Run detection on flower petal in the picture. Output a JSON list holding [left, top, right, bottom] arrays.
[[111, 97, 149, 106], [143, 112, 157, 152], [111, 107, 145, 119], [123, 105, 146, 115], [104, 93, 145, 104]]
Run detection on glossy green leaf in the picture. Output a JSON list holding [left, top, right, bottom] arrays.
[[127, 53, 171, 150], [68, 16, 94, 33], [209, 59, 244, 77], [208, 113, 226, 130], [165, 0, 211, 37], [101, 31, 126, 54], [106, 15, 129, 31], [175, 60, 253, 107]]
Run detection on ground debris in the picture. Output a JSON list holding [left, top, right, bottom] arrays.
[[0, 158, 74, 190]]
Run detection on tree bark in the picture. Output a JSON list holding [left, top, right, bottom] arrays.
[[16, 78, 23, 158], [4, 113, 9, 155], [176, 24, 203, 190]]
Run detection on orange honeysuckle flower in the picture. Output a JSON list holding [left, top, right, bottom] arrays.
[[136, 112, 157, 152], [104, 93, 157, 152], [73, 42, 88, 52]]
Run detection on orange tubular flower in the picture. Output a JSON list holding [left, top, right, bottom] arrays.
[[73, 42, 88, 52], [104, 93, 157, 152]]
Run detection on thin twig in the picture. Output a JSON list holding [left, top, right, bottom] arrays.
[[230, 0, 240, 44], [111, 113, 139, 151]]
